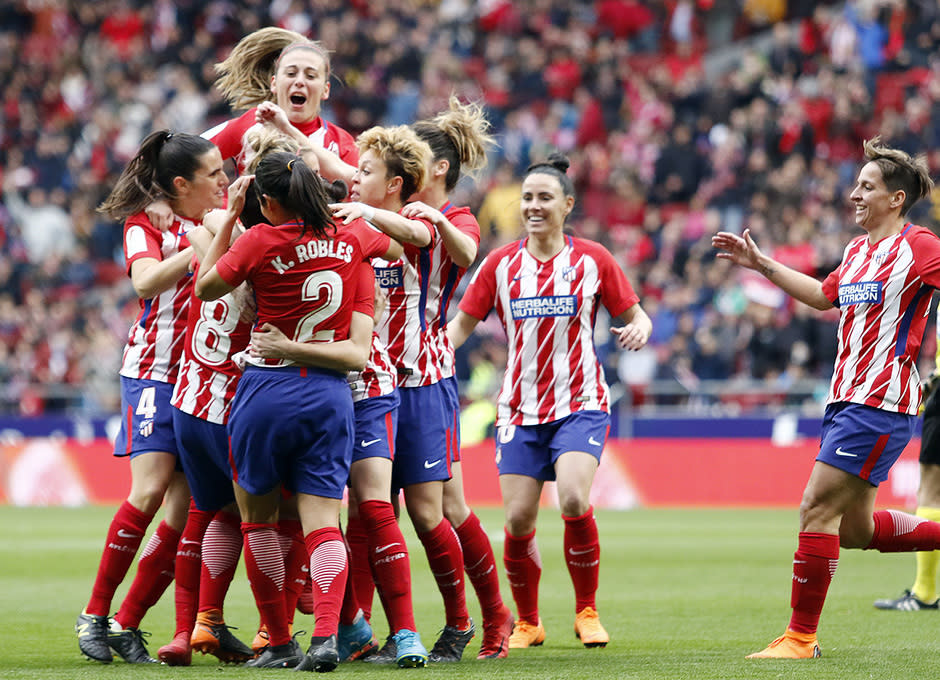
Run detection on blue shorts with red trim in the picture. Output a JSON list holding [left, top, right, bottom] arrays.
[[228, 366, 354, 499], [817, 401, 916, 485], [440, 376, 461, 463], [172, 408, 235, 512], [113, 377, 179, 459], [392, 383, 450, 489], [495, 410, 610, 482], [353, 392, 398, 463]]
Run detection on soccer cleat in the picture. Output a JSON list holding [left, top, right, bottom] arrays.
[[190, 610, 254, 663], [336, 610, 378, 661], [76, 611, 113, 663], [874, 589, 939, 611], [245, 638, 304, 668], [108, 624, 159, 663], [428, 619, 475, 662], [362, 634, 397, 665], [158, 630, 192, 666], [392, 628, 428, 668], [746, 630, 821, 659], [508, 618, 546, 649], [574, 606, 609, 648], [295, 634, 339, 672], [478, 607, 514, 659], [253, 622, 293, 654]]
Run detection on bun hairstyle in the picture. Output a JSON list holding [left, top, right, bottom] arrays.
[[253, 151, 335, 240], [525, 152, 575, 199], [98, 130, 216, 220]]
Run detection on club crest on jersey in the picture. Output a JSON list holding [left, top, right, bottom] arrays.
[[138, 419, 154, 438], [376, 265, 403, 289], [838, 280, 883, 306], [510, 295, 577, 319], [561, 265, 576, 282]]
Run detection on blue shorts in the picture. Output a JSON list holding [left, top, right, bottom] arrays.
[[441, 376, 461, 463], [353, 392, 398, 463], [173, 408, 236, 512], [392, 383, 450, 489], [113, 377, 179, 459], [817, 401, 916, 485], [495, 410, 610, 481], [228, 366, 354, 499]]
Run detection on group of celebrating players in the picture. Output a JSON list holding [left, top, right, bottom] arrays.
[[73, 27, 652, 671], [72, 19, 940, 670]]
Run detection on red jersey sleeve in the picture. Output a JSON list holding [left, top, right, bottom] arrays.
[[908, 226, 940, 287], [346, 219, 393, 260], [330, 123, 359, 166], [353, 262, 375, 317], [446, 206, 482, 248], [203, 110, 255, 162], [458, 249, 502, 321], [123, 212, 163, 274], [590, 242, 640, 318], [215, 227, 265, 288], [821, 267, 840, 304]]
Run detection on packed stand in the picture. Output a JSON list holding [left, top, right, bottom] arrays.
[[1, 0, 939, 417]]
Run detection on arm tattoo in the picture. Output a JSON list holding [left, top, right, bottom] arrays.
[[758, 262, 775, 278]]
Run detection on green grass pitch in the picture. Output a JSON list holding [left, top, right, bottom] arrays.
[[1, 505, 938, 679]]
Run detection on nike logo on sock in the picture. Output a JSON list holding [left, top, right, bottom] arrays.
[[375, 543, 401, 554], [116, 529, 140, 539]]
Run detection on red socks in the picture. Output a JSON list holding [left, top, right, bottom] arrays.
[[277, 519, 306, 627], [504, 528, 541, 624], [305, 527, 348, 638], [360, 499, 416, 632], [563, 507, 600, 612], [345, 514, 375, 622], [418, 518, 469, 630], [172, 503, 214, 636], [86, 500, 154, 616], [199, 511, 242, 613], [788, 532, 839, 634], [455, 511, 504, 622], [242, 522, 289, 646], [114, 520, 181, 629], [867, 509, 940, 552]]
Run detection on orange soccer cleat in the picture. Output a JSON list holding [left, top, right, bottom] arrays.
[[507, 618, 546, 649], [746, 630, 821, 659], [574, 606, 609, 648]]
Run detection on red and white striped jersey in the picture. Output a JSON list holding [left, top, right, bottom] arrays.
[[459, 235, 640, 426], [372, 216, 437, 387], [171, 261, 254, 424], [430, 204, 481, 380], [348, 334, 397, 403], [119, 212, 193, 384], [202, 109, 358, 176], [821, 224, 940, 415]]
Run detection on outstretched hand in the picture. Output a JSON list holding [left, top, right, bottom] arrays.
[[712, 228, 764, 270]]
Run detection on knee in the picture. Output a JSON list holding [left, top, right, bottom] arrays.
[[504, 505, 537, 537], [127, 483, 168, 516], [557, 490, 590, 520], [442, 493, 470, 528], [406, 502, 442, 534]]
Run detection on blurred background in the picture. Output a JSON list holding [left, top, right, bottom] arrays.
[[2, 0, 939, 445]]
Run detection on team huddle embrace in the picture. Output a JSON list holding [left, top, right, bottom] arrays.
[[74, 27, 650, 671]]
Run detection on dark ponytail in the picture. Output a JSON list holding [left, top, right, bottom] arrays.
[[253, 151, 335, 240], [98, 130, 216, 220]]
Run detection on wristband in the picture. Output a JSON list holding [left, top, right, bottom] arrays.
[[359, 203, 376, 222]]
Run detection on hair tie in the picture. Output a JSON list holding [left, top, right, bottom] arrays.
[[287, 159, 295, 172], [165, 132, 173, 141]]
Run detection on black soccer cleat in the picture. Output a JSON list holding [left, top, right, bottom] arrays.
[[245, 639, 305, 668], [76, 611, 113, 663], [295, 634, 339, 672], [428, 619, 475, 662], [108, 625, 159, 663]]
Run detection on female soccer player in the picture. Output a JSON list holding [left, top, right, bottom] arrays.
[[195, 152, 392, 672], [155, 127, 308, 666], [713, 137, 940, 659], [402, 97, 515, 660], [447, 153, 652, 651], [76, 131, 228, 664], [147, 27, 357, 230]]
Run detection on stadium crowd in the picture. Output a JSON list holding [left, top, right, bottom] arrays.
[[2, 0, 940, 419]]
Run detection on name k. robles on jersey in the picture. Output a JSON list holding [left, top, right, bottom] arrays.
[[510, 295, 578, 319], [838, 280, 883, 306]]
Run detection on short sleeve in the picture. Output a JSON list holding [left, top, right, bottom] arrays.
[[458, 252, 500, 321], [352, 262, 375, 317], [123, 213, 163, 274], [909, 228, 940, 288], [215, 228, 262, 288]]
